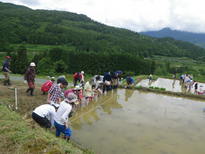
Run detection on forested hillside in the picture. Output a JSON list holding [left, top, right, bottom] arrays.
[[1, 2, 205, 59]]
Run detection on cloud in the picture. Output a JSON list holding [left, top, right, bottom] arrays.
[[18, 0, 40, 6], [1, 0, 205, 33]]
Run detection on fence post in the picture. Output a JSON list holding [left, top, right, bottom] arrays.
[[15, 88, 18, 110]]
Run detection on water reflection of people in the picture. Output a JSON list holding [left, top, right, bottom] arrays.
[[71, 90, 122, 129], [71, 97, 100, 128], [172, 79, 176, 88], [101, 91, 122, 114], [125, 89, 134, 102]]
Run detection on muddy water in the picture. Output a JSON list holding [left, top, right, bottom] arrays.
[[137, 78, 205, 94], [137, 78, 183, 92], [71, 89, 205, 154]]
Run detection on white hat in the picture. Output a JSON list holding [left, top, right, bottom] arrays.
[[81, 71, 84, 74], [30, 62, 36, 67], [51, 77, 55, 81], [74, 85, 82, 90], [65, 93, 78, 104]]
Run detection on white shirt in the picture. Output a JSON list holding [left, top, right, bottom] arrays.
[[84, 81, 92, 97], [54, 100, 72, 125], [33, 104, 56, 126], [184, 76, 190, 83], [81, 74, 85, 82]]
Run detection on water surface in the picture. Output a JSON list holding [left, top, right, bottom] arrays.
[[71, 89, 205, 154]]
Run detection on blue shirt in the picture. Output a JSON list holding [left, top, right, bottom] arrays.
[[2, 60, 10, 72], [126, 77, 134, 84]]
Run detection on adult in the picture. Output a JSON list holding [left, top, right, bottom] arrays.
[[111, 72, 119, 89], [194, 81, 198, 94], [84, 80, 93, 101], [73, 72, 82, 87], [41, 77, 55, 95], [24, 62, 36, 96], [94, 75, 104, 95], [47, 78, 68, 105], [54, 93, 78, 141], [2, 56, 11, 86], [148, 74, 153, 82], [64, 85, 83, 102], [57, 75, 66, 84], [32, 103, 59, 128], [80, 71, 85, 87], [103, 72, 112, 93], [126, 76, 135, 88]]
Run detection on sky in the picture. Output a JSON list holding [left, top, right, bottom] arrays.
[[1, 0, 205, 33]]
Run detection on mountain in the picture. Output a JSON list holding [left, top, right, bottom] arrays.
[[141, 28, 205, 48], [1, 2, 205, 59]]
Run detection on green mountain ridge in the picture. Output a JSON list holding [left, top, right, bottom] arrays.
[[141, 27, 205, 48], [1, 2, 205, 59]]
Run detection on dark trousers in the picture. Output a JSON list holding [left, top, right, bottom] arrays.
[[103, 85, 112, 93], [73, 79, 80, 86], [32, 112, 51, 128]]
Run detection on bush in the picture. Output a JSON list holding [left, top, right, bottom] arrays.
[[37, 58, 55, 75], [54, 60, 67, 73]]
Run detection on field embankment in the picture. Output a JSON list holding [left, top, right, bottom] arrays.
[[0, 81, 93, 154]]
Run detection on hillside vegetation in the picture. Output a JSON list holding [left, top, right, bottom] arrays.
[[1, 2, 205, 59], [1, 2, 205, 79]]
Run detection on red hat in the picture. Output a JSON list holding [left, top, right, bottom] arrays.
[[5, 56, 11, 59]]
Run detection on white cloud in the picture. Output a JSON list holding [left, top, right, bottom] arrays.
[[1, 0, 205, 33]]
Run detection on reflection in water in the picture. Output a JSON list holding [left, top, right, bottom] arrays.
[[72, 89, 205, 154], [71, 91, 122, 129], [138, 78, 205, 95], [172, 79, 176, 88], [125, 89, 134, 102]]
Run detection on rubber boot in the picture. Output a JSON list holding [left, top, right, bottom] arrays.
[[30, 88, 34, 96], [64, 136, 70, 141], [3, 80, 7, 86], [26, 88, 31, 93], [7, 79, 11, 86]]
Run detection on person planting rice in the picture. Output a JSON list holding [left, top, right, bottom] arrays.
[[32, 103, 59, 129], [54, 93, 79, 141]]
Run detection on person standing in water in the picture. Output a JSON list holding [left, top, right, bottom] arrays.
[[194, 81, 198, 94]]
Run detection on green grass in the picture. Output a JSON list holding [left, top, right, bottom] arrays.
[[0, 104, 93, 154]]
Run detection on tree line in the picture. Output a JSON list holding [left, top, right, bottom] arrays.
[[9, 47, 155, 76]]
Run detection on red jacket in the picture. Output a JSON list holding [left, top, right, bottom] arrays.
[[41, 80, 53, 92], [73, 72, 82, 80]]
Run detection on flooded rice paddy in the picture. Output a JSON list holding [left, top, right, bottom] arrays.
[[137, 78, 205, 93], [71, 89, 205, 154]]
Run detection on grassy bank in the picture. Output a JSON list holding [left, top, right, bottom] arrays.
[[0, 104, 93, 154], [0, 81, 94, 154]]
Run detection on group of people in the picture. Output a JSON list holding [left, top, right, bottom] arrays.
[[179, 74, 205, 94], [31, 71, 124, 141]]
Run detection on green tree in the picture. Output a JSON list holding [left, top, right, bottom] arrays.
[[10, 45, 28, 74]]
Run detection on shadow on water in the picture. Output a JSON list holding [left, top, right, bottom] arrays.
[[71, 89, 205, 154]]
